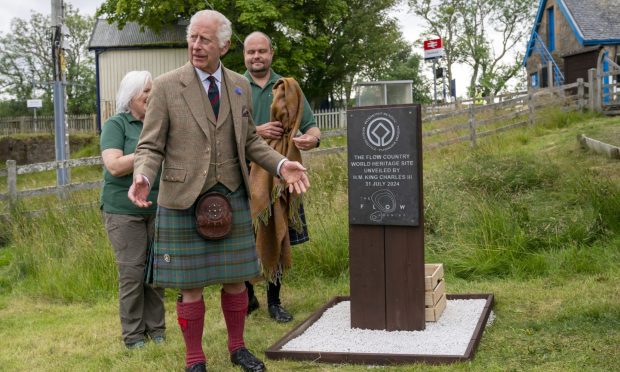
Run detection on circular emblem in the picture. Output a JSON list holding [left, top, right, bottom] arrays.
[[362, 112, 400, 151]]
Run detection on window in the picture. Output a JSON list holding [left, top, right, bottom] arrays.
[[547, 7, 555, 52]]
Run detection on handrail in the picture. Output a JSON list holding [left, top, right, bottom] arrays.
[[533, 31, 565, 86]]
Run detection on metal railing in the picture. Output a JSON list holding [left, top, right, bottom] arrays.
[[533, 31, 565, 86]]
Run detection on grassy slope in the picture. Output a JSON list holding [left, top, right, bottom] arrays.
[[0, 112, 619, 371]]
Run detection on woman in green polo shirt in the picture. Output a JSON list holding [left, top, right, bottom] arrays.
[[100, 71, 165, 349]]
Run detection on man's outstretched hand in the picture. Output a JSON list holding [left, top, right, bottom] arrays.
[[128, 174, 152, 208], [280, 160, 310, 195]]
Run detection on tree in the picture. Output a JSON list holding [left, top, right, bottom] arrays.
[[0, 4, 96, 115], [64, 6, 97, 115], [456, 0, 533, 97], [96, 0, 413, 108], [303, 0, 412, 108], [409, 0, 463, 97], [0, 12, 51, 116], [379, 50, 431, 104], [95, 0, 327, 75], [409, 0, 534, 97]]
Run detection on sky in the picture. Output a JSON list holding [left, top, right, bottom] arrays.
[[0, 1, 489, 100], [0, 1, 99, 33]]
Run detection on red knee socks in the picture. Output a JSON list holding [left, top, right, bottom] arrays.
[[221, 289, 248, 353], [177, 298, 206, 368]]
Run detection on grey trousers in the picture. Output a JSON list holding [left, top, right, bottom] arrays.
[[103, 212, 165, 345]]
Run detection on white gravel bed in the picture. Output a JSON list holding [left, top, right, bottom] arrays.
[[282, 299, 492, 356]]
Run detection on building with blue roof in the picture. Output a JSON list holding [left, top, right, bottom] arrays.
[[523, 0, 620, 89]]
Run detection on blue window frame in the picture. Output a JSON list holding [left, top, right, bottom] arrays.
[[603, 51, 610, 104], [547, 7, 555, 52]]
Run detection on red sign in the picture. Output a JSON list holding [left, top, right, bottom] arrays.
[[423, 38, 444, 60], [423, 39, 442, 50]]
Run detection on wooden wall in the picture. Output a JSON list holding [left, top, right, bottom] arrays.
[[97, 48, 187, 123]]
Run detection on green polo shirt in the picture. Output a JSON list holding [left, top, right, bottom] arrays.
[[243, 69, 317, 133], [100, 112, 160, 214]]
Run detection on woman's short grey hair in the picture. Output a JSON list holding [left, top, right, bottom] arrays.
[[187, 10, 232, 48], [115, 71, 152, 114]]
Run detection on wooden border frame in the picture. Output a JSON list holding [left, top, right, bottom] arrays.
[[265, 294, 494, 365]]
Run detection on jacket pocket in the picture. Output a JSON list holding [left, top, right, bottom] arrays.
[[162, 167, 187, 183]]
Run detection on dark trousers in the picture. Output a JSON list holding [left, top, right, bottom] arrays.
[[104, 212, 166, 345]]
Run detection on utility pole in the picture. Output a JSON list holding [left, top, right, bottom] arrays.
[[442, 68, 447, 103], [432, 59, 437, 104], [51, 0, 70, 186]]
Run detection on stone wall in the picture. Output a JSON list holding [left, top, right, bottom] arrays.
[[0, 134, 97, 165], [526, 0, 582, 76]]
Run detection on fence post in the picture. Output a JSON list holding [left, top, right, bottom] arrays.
[[340, 109, 347, 129], [596, 69, 603, 111], [547, 60, 554, 88], [7, 160, 17, 207], [468, 104, 477, 147], [19, 117, 26, 133], [528, 92, 535, 126], [577, 78, 584, 111], [487, 93, 494, 105], [588, 68, 596, 110]]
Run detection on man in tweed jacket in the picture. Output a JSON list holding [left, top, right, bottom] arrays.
[[128, 10, 309, 372]]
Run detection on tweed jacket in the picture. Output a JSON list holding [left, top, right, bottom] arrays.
[[134, 62, 285, 210]]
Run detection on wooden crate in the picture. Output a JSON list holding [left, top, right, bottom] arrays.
[[425, 263, 446, 322], [425, 279, 445, 307], [425, 263, 444, 290], [425, 293, 447, 321]]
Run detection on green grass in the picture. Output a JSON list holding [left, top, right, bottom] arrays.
[[0, 110, 619, 370], [320, 133, 347, 148]]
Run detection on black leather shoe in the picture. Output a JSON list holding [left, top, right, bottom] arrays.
[[230, 347, 266, 372], [185, 362, 207, 372], [268, 304, 293, 323], [247, 294, 260, 315]]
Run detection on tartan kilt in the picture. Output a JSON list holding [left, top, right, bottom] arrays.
[[289, 201, 310, 245], [149, 184, 260, 289]]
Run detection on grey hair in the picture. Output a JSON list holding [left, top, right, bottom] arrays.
[[187, 10, 232, 48], [243, 31, 274, 50], [115, 71, 152, 114]]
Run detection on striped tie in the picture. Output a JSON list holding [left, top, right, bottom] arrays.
[[207, 75, 219, 119]]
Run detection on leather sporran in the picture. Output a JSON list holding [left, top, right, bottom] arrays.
[[195, 192, 233, 240]]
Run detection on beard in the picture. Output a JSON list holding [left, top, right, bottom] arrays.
[[249, 62, 269, 76]]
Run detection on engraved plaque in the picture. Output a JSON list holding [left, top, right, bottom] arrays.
[[347, 105, 420, 226]]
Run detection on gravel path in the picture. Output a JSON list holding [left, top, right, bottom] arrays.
[[282, 299, 493, 356]]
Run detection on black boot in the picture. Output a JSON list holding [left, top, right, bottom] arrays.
[[267, 280, 292, 323], [231, 347, 266, 371], [245, 281, 259, 315]]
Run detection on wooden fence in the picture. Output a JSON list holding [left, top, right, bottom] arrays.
[[0, 157, 103, 207], [314, 108, 347, 130], [0, 114, 98, 135], [312, 79, 587, 152], [0, 81, 593, 214]]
